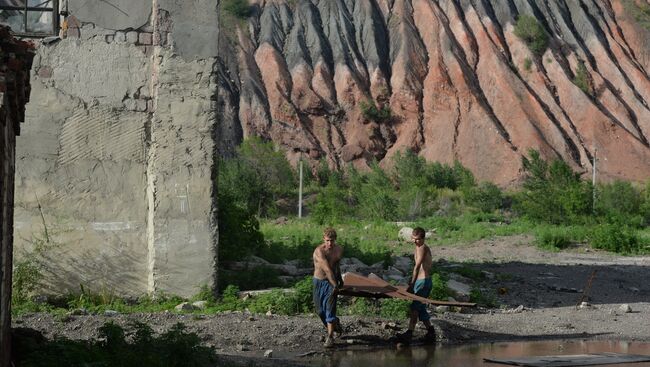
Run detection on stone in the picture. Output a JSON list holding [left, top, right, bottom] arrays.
[[104, 310, 119, 317], [264, 349, 273, 358], [69, 308, 89, 316], [619, 304, 632, 313], [266, 310, 273, 316], [391, 256, 412, 274], [435, 306, 449, 313], [398, 227, 413, 241], [192, 301, 208, 310], [579, 302, 591, 309], [340, 257, 368, 273], [447, 280, 471, 301], [175, 302, 195, 312]]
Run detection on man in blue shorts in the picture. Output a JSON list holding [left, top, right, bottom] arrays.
[[398, 227, 436, 343], [313, 227, 344, 348]]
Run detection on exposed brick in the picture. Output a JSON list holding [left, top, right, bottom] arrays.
[[135, 99, 148, 112], [126, 31, 138, 44], [115, 31, 126, 43], [105, 34, 114, 43], [67, 28, 80, 39], [66, 15, 80, 29], [138, 32, 152, 45], [147, 99, 154, 112], [37, 66, 52, 79]]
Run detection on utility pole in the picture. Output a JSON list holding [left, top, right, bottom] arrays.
[[592, 148, 597, 213], [298, 154, 303, 219]]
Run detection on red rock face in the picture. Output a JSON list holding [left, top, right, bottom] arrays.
[[223, 0, 650, 185]]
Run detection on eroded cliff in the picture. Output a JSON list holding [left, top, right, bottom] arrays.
[[218, 0, 650, 185]]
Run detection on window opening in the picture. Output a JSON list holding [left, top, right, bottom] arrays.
[[0, 0, 60, 37]]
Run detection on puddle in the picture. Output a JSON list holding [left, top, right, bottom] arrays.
[[305, 340, 650, 367]]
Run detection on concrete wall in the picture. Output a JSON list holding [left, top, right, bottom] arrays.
[[0, 27, 33, 367], [14, 0, 220, 297]]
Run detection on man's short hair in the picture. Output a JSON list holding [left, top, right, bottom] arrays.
[[323, 227, 337, 239], [412, 227, 425, 239]]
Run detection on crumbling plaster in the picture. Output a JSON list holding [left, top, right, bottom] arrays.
[[14, 1, 221, 297]]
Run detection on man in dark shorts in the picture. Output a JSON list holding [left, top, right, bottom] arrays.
[[398, 227, 436, 343], [313, 227, 344, 348]]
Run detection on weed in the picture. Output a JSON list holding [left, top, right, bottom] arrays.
[[573, 60, 593, 96], [360, 99, 392, 123], [380, 298, 411, 319], [523, 57, 532, 71], [514, 15, 549, 55], [470, 286, 497, 307]]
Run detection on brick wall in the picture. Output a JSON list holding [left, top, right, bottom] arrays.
[[0, 26, 33, 367]]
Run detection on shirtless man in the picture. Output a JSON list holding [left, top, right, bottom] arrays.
[[398, 227, 436, 342], [313, 227, 344, 348]]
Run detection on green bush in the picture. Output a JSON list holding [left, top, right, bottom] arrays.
[[515, 150, 592, 224], [310, 178, 350, 225], [469, 287, 497, 307], [590, 224, 644, 254], [223, 0, 251, 18], [360, 99, 392, 123], [596, 180, 642, 225], [514, 15, 549, 55], [219, 137, 296, 218], [380, 298, 410, 318], [573, 61, 593, 96], [523, 57, 533, 71], [535, 227, 573, 250], [218, 265, 282, 291], [247, 277, 313, 315], [430, 272, 451, 301], [353, 163, 398, 221], [13, 321, 217, 367], [464, 182, 504, 213]]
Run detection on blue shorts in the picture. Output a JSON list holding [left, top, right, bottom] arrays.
[[313, 278, 338, 325], [410, 278, 432, 322]]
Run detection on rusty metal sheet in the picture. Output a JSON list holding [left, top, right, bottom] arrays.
[[340, 272, 476, 307], [484, 353, 650, 366]]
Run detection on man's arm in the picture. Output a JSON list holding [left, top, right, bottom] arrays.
[[314, 249, 338, 287], [410, 246, 426, 287], [334, 247, 344, 287]]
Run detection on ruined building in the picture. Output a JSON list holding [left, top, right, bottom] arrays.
[[8, 0, 650, 299], [0, 25, 33, 367], [14, 0, 222, 298]]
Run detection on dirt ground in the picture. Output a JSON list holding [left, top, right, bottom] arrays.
[[13, 235, 650, 365]]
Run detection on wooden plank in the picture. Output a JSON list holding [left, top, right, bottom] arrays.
[[341, 272, 476, 307], [484, 353, 650, 366]]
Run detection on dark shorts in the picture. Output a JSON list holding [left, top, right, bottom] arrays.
[[313, 277, 338, 325], [410, 278, 432, 322]]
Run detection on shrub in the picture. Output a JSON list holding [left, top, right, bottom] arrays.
[[596, 180, 642, 224], [469, 287, 497, 307], [590, 224, 643, 254], [464, 182, 504, 213], [515, 150, 592, 224], [13, 321, 217, 367], [360, 99, 392, 123], [223, 0, 251, 18], [218, 265, 282, 291], [380, 298, 410, 318], [523, 57, 532, 71], [310, 178, 350, 225], [573, 61, 593, 96], [535, 227, 573, 250], [430, 272, 451, 301], [219, 137, 296, 218], [354, 163, 398, 221], [217, 192, 265, 262], [514, 15, 549, 55]]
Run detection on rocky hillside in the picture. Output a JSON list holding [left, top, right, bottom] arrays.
[[216, 0, 650, 185]]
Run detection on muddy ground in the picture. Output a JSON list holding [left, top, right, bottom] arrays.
[[13, 235, 650, 365]]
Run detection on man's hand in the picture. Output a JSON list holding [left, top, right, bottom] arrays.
[[406, 282, 415, 294]]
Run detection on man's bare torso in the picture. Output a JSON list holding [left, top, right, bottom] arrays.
[[415, 245, 432, 280], [313, 243, 343, 282]]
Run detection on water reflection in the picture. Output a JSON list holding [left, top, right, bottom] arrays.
[[309, 340, 650, 367]]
